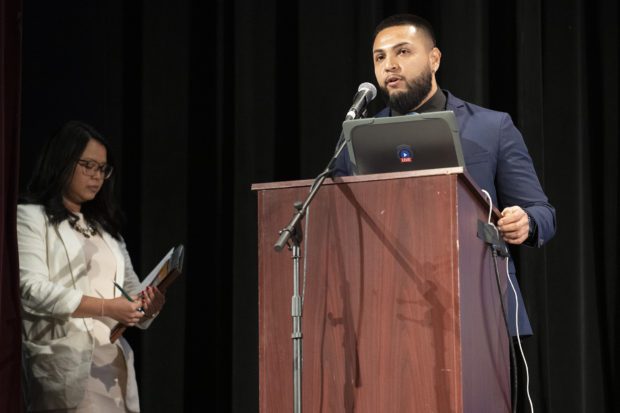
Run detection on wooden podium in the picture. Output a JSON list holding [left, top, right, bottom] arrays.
[[253, 168, 510, 412]]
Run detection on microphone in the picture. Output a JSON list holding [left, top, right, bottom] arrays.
[[345, 82, 377, 121]]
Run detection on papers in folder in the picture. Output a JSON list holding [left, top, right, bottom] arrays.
[[139, 244, 184, 292], [109, 244, 184, 342]]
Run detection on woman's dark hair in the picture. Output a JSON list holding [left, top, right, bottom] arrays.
[[21, 121, 124, 239]]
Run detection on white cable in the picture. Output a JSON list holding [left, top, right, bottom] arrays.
[[481, 189, 494, 226], [481, 189, 534, 413], [505, 258, 534, 412], [481, 190, 500, 238]]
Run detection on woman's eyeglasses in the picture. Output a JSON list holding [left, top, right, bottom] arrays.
[[77, 159, 114, 180]]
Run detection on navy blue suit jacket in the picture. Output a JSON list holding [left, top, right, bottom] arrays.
[[334, 91, 556, 336]]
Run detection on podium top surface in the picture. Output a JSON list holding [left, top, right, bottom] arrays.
[[251, 167, 465, 192], [251, 166, 501, 219]]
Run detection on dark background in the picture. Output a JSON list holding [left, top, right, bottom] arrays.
[[12, 0, 620, 411]]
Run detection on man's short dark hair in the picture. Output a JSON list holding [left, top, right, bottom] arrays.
[[373, 14, 437, 47]]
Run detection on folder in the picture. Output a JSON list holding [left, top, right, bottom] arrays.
[[109, 244, 184, 342]]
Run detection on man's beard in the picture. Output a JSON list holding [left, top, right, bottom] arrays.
[[380, 67, 433, 114]]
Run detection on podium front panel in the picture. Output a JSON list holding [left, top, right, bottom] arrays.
[[256, 172, 509, 412]]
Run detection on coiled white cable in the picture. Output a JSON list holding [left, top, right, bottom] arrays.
[[481, 189, 534, 413]]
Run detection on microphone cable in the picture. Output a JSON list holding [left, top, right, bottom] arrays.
[[301, 205, 310, 309], [480, 189, 530, 413], [503, 250, 534, 413]]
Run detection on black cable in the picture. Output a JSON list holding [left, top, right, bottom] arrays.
[[491, 248, 518, 413]]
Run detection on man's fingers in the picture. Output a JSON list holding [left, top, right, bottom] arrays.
[[499, 213, 528, 230], [503, 235, 527, 245]]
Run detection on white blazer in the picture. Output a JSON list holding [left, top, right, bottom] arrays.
[[17, 204, 148, 411]]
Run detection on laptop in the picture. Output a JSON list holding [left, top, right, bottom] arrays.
[[342, 111, 465, 175]]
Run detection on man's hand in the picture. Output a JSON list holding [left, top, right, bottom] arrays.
[[497, 206, 529, 245]]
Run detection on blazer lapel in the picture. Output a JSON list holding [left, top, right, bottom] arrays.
[[100, 231, 125, 288], [446, 91, 465, 115], [55, 220, 90, 293]]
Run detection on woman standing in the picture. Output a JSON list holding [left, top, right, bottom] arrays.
[[18, 121, 165, 412]]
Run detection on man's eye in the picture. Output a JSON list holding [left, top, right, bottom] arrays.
[[398, 49, 409, 55], [375, 55, 384, 62]]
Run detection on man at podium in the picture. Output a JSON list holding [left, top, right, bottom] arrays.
[[334, 13, 556, 337]]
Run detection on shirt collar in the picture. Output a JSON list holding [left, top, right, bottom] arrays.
[[391, 87, 447, 116], [415, 87, 447, 113]]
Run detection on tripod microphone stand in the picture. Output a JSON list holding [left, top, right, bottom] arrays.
[[273, 82, 376, 413], [272, 131, 351, 413]]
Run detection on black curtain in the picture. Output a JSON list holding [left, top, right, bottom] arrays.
[[0, 0, 23, 412], [17, 0, 619, 412]]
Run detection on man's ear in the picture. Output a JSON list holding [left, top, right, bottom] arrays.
[[430, 47, 442, 73]]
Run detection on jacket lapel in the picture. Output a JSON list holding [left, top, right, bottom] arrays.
[[100, 231, 125, 288], [56, 220, 89, 293], [446, 91, 465, 115]]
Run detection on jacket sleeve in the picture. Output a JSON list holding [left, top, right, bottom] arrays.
[[17, 205, 83, 318], [118, 238, 156, 329], [496, 114, 557, 246], [119, 238, 141, 296]]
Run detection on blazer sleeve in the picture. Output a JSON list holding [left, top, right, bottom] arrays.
[[496, 114, 557, 246], [119, 238, 141, 296], [17, 205, 83, 317], [118, 238, 156, 329]]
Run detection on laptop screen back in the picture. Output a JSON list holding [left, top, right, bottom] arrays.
[[342, 111, 465, 175]]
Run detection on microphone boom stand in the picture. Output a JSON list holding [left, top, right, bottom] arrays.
[[273, 131, 350, 413]]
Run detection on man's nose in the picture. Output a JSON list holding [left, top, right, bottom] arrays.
[[383, 55, 398, 71]]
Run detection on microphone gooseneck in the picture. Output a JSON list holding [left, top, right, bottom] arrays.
[[275, 81, 377, 252]]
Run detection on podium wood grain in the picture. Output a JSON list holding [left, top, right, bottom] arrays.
[[254, 170, 510, 413]]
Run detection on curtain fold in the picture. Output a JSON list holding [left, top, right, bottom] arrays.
[[0, 0, 23, 412]]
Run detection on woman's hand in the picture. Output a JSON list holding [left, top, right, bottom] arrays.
[[140, 286, 166, 318], [105, 297, 145, 326]]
